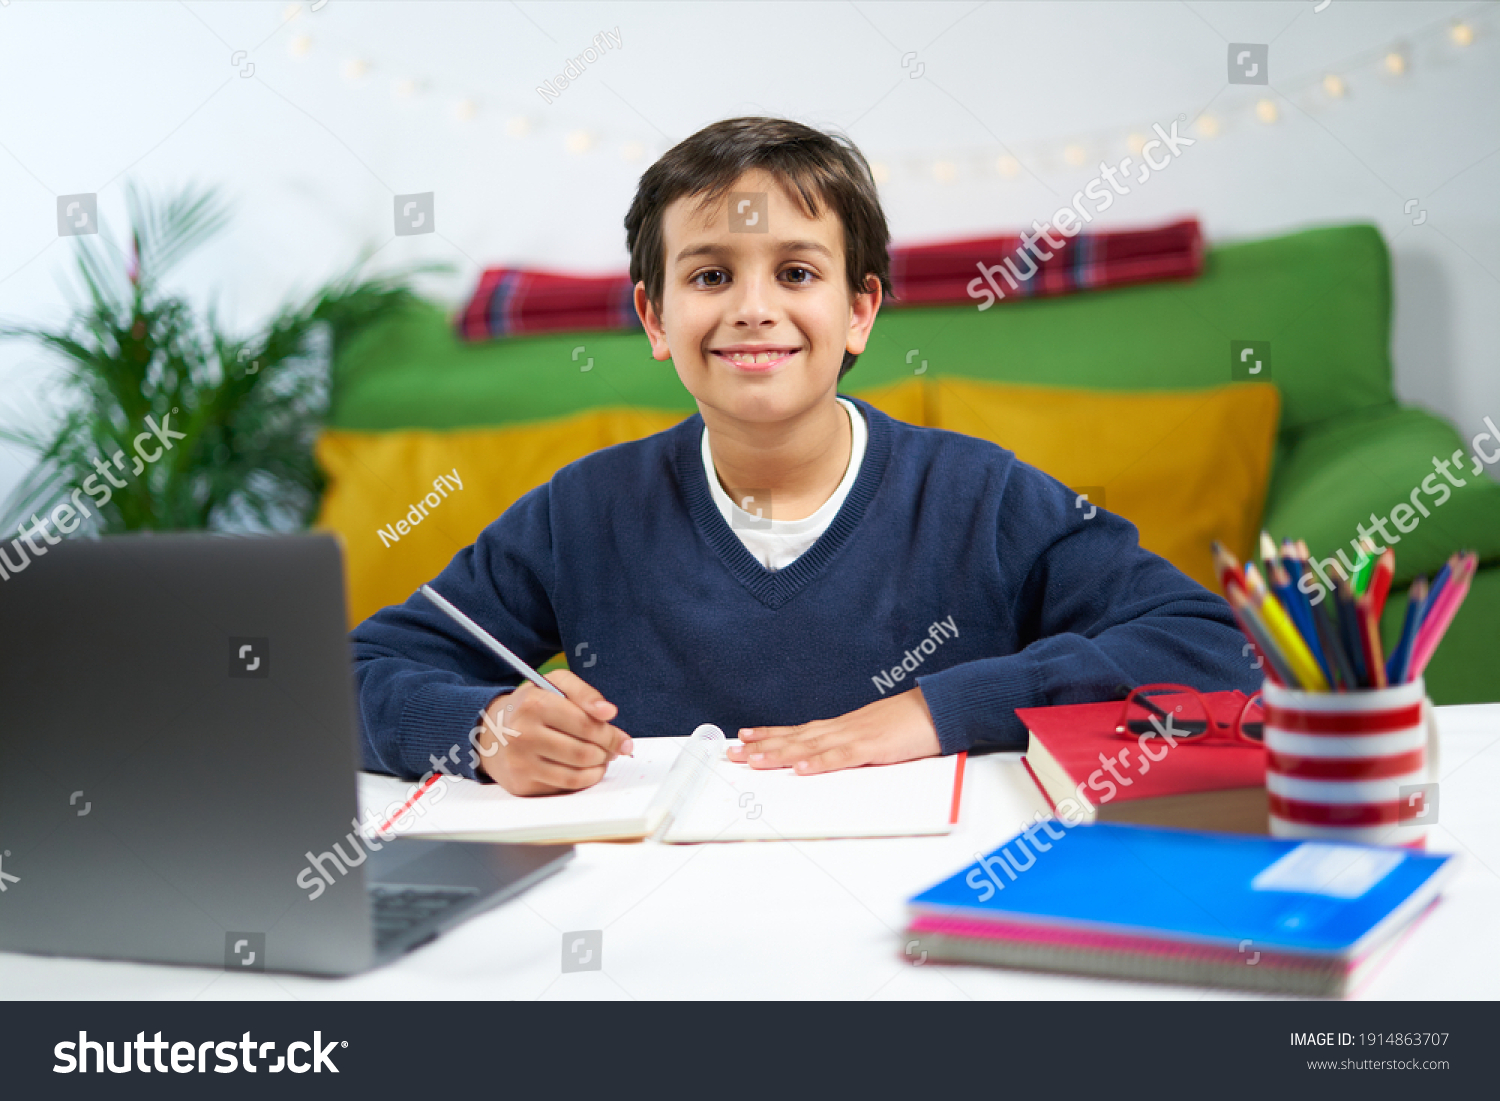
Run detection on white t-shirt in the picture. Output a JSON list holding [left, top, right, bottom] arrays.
[[702, 397, 868, 571]]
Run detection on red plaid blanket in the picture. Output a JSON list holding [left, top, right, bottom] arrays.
[[455, 218, 1201, 340]]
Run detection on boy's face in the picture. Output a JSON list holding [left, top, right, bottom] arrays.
[[636, 168, 881, 427]]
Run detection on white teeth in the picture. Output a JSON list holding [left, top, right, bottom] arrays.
[[724, 350, 789, 365]]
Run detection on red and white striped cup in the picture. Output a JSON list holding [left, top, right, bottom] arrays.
[[1262, 678, 1438, 847]]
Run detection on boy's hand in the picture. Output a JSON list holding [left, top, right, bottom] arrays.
[[726, 687, 941, 775], [475, 669, 633, 796]]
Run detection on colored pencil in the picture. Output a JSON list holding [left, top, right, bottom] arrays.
[[1245, 564, 1330, 691], [1352, 536, 1380, 595], [1263, 535, 1332, 686], [1367, 548, 1397, 620], [1410, 552, 1476, 679], [1211, 541, 1246, 598], [1225, 585, 1298, 687], [1384, 576, 1428, 685], [1333, 576, 1369, 687], [1422, 554, 1455, 625], [1355, 590, 1386, 689]]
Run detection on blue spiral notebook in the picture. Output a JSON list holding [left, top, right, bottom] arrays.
[[906, 823, 1457, 994]]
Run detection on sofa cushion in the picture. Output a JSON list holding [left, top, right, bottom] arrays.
[[928, 378, 1281, 591], [1264, 403, 1500, 584]]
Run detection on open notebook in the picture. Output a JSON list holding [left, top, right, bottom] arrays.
[[358, 727, 966, 844]]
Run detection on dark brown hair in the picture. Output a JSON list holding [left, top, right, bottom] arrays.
[[624, 116, 891, 380]]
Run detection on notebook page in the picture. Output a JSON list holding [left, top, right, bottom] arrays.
[[663, 744, 960, 842], [356, 737, 687, 844]]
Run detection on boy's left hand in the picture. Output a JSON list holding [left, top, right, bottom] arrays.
[[726, 687, 942, 774]]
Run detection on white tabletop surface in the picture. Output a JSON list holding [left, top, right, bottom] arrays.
[[4, 704, 1497, 1001]]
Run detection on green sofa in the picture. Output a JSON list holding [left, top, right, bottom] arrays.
[[328, 223, 1500, 703]]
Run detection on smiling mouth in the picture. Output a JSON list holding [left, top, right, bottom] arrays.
[[712, 349, 800, 370]]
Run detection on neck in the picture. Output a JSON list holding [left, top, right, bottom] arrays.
[[705, 398, 852, 521]]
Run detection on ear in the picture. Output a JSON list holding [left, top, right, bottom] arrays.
[[844, 274, 884, 356], [634, 282, 672, 362]]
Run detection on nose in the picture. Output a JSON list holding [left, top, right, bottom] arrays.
[[729, 269, 779, 329]]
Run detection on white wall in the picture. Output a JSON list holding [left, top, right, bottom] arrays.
[[3, 0, 1497, 508]]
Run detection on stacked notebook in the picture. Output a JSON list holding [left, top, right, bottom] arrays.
[[906, 823, 1457, 995], [359, 731, 966, 844], [1017, 691, 1267, 833]]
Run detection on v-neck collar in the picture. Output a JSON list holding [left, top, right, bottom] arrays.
[[675, 394, 892, 609]]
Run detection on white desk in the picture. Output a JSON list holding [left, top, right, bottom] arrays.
[[4, 704, 1497, 1001]]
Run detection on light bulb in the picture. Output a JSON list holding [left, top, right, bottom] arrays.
[[1255, 99, 1278, 124], [932, 161, 957, 183], [1063, 144, 1087, 167], [996, 155, 1021, 178], [566, 131, 593, 154], [1127, 132, 1147, 156], [342, 59, 368, 81], [621, 140, 646, 163], [1322, 73, 1345, 97], [1451, 23, 1474, 47], [1195, 114, 1220, 138], [454, 98, 478, 121], [870, 161, 890, 184], [1384, 51, 1406, 75], [506, 116, 530, 138]]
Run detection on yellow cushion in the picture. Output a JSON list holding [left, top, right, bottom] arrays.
[[317, 380, 928, 627], [927, 378, 1280, 591]]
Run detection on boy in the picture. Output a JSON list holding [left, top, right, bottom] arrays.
[[351, 116, 1259, 796]]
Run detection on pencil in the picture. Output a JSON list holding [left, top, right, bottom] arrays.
[[1226, 586, 1298, 687], [1245, 564, 1330, 691], [1333, 576, 1369, 687], [1355, 590, 1387, 689], [1352, 536, 1380, 595], [1367, 548, 1397, 620], [1410, 552, 1477, 679], [1263, 537, 1332, 686], [420, 583, 566, 698], [1384, 576, 1428, 686]]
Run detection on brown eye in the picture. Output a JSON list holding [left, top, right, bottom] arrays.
[[782, 266, 813, 284], [691, 270, 727, 288]]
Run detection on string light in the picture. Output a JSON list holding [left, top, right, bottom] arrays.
[[275, 7, 1491, 178]]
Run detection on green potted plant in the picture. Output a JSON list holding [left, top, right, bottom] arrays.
[[0, 180, 449, 548]]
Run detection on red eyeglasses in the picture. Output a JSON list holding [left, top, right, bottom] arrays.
[[1113, 683, 1264, 745]]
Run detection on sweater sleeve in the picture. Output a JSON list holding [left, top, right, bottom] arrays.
[[915, 463, 1262, 755], [348, 484, 562, 780]]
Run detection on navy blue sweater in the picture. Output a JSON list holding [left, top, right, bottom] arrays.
[[350, 396, 1259, 780]]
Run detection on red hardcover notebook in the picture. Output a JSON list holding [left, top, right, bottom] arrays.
[[1015, 691, 1268, 834]]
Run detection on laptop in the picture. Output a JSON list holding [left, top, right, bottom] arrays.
[[0, 531, 572, 975]]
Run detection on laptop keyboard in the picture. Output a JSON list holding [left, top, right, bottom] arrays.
[[369, 884, 481, 950]]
